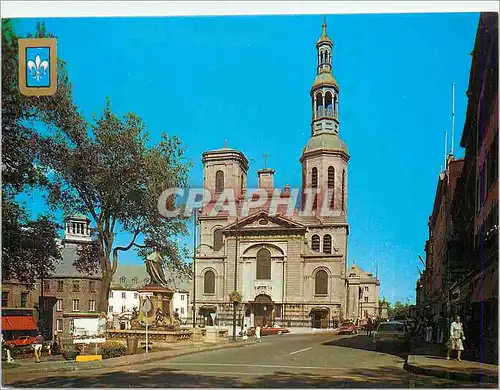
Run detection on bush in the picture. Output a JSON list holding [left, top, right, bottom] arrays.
[[99, 341, 127, 359], [61, 345, 81, 361]]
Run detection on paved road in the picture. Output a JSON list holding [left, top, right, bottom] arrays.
[[3, 333, 493, 388]]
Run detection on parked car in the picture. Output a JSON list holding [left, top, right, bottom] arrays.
[[373, 321, 410, 352], [4, 336, 37, 348], [338, 321, 359, 335], [247, 326, 290, 337]]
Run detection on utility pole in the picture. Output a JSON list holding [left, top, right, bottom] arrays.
[[232, 210, 239, 341], [192, 208, 197, 328]]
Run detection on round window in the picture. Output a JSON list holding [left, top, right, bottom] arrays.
[[258, 219, 268, 225]]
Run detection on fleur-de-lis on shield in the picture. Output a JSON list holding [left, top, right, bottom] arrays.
[[27, 55, 49, 81]]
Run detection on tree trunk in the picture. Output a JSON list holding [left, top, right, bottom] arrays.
[[99, 272, 112, 313]]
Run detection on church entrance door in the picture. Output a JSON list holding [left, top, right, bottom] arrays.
[[311, 308, 329, 329], [253, 294, 273, 327]]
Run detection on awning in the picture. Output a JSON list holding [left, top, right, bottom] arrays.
[[199, 305, 217, 312], [471, 268, 497, 303], [1, 316, 37, 331], [310, 307, 330, 312]]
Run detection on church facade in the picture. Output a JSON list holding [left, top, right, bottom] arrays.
[[193, 22, 378, 329]]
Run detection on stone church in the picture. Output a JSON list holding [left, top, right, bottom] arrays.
[[193, 21, 379, 329]]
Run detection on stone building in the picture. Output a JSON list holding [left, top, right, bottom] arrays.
[[345, 264, 380, 323], [42, 215, 103, 341], [193, 21, 378, 329]]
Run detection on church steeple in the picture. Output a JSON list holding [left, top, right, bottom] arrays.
[[311, 18, 340, 136]]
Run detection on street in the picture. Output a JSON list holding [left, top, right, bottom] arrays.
[[3, 332, 492, 388]]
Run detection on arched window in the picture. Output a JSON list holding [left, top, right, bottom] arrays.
[[311, 167, 318, 209], [325, 91, 333, 117], [323, 234, 332, 254], [311, 235, 320, 252], [315, 270, 328, 295], [316, 92, 323, 117], [215, 170, 224, 193], [131, 277, 138, 284], [120, 276, 126, 284], [328, 166, 335, 209], [213, 228, 223, 251], [256, 248, 271, 280], [342, 169, 346, 211], [203, 270, 215, 294]]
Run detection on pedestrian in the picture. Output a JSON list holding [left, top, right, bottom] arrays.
[[33, 333, 44, 363], [366, 317, 373, 337], [447, 315, 465, 361], [437, 313, 446, 344], [242, 324, 248, 342], [254, 324, 262, 343]]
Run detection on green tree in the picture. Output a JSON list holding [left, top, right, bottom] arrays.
[[38, 99, 192, 311], [2, 20, 78, 284]]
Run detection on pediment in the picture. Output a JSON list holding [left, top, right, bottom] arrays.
[[223, 211, 306, 233]]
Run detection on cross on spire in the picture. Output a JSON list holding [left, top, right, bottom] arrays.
[[224, 139, 228, 148], [262, 153, 271, 169]]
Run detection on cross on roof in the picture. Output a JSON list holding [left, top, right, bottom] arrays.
[[224, 139, 228, 148], [262, 153, 271, 168]]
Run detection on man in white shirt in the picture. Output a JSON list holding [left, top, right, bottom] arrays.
[[447, 315, 465, 361]]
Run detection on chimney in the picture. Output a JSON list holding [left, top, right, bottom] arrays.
[[257, 168, 275, 190]]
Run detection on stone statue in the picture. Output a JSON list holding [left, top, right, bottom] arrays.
[[145, 251, 170, 288], [154, 307, 166, 328], [130, 306, 141, 329]]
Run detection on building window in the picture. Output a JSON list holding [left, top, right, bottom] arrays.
[[120, 276, 126, 285], [56, 299, 63, 312], [311, 235, 320, 252], [213, 228, 223, 251], [2, 292, 9, 307], [108, 305, 114, 313], [89, 281, 95, 292], [364, 286, 369, 292], [256, 248, 272, 280], [43, 280, 50, 292], [89, 300, 96, 312], [203, 270, 215, 294], [121, 306, 126, 313], [364, 296, 368, 303], [315, 270, 328, 295], [311, 167, 318, 209], [72, 299, 80, 312], [109, 290, 113, 298], [364, 310, 369, 318], [121, 292, 126, 299], [57, 280, 64, 292], [328, 166, 335, 209], [56, 319, 63, 332], [69, 319, 74, 333], [73, 281, 80, 292], [323, 234, 332, 254], [215, 170, 224, 193], [134, 293, 138, 299], [20, 292, 28, 308], [180, 307, 184, 315], [132, 277, 138, 284], [181, 294, 185, 301], [342, 169, 346, 211]]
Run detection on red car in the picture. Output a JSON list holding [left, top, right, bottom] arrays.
[[248, 326, 290, 336], [4, 335, 37, 347], [338, 321, 359, 335]]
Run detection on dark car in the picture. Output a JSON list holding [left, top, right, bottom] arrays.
[[373, 321, 410, 352], [338, 321, 358, 335]]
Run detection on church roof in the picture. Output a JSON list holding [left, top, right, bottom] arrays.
[[316, 19, 333, 46], [303, 133, 349, 154], [312, 72, 338, 89]]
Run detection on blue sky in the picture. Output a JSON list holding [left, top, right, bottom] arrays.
[[13, 13, 479, 304]]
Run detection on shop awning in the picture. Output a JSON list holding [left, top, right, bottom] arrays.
[[1, 316, 37, 331], [199, 305, 217, 312], [471, 268, 498, 303]]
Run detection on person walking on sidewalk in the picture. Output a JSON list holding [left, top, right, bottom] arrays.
[[242, 324, 248, 342], [437, 313, 446, 344], [254, 324, 262, 343], [366, 317, 373, 337], [447, 315, 465, 361], [33, 333, 44, 363]]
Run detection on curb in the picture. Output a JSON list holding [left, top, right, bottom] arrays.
[[404, 357, 498, 384], [4, 342, 248, 375]]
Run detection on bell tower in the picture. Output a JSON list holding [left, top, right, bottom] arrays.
[[300, 19, 349, 217]]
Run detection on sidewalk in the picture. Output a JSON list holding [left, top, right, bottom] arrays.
[[3, 340, 249, 375], [404, 340, 498, 384]]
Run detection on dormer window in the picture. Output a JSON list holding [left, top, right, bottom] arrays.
[[120, 276, 126, 284]]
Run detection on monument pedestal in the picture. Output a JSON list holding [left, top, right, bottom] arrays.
[[137, 284, 178, 329]]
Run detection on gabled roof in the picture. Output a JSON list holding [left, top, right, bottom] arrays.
[[223, 210, 307, 234]]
